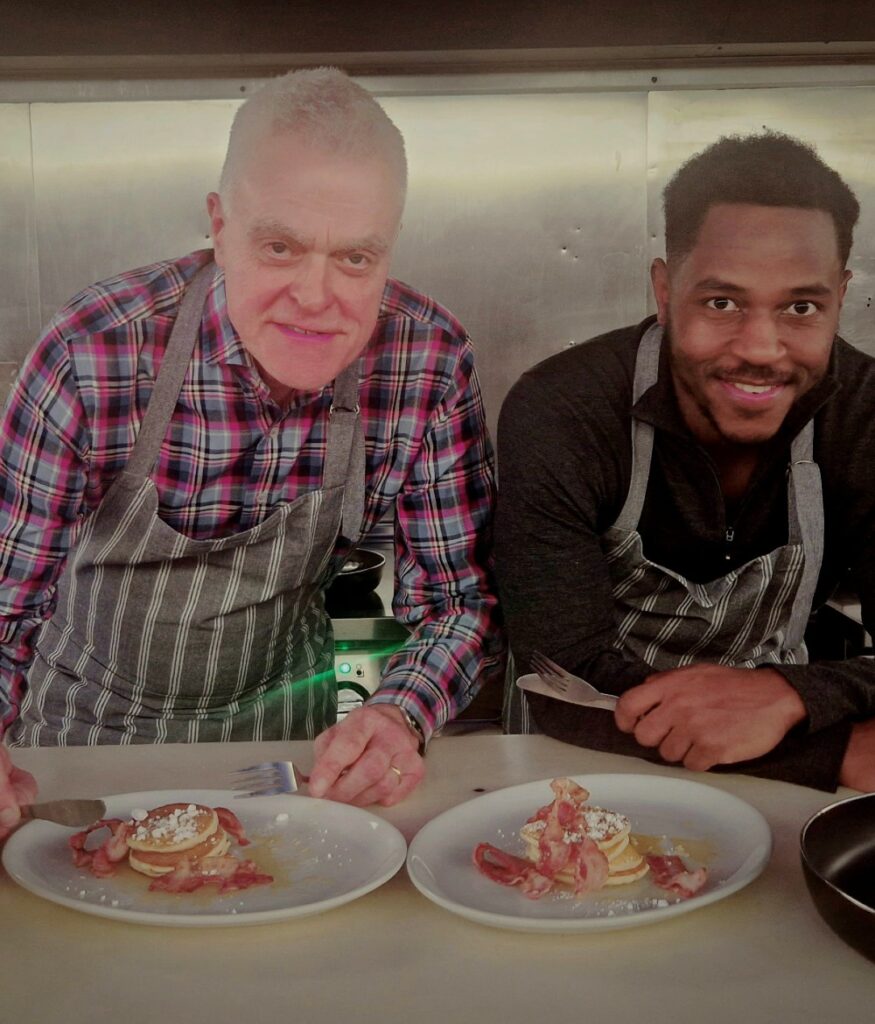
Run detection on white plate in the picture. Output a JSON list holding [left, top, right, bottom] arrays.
[[2, 789, 407, 928], [407, 774, 771, 933]]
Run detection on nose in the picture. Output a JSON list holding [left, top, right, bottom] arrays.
[[730, 310, 785, 365], [289, 256, 331, 313]]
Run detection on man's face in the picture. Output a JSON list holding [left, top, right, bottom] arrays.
[[651, 203, 851, 448], [208, 131, 401, 397]]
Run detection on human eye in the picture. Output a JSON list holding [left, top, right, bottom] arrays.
[[705, 297, 740, 312], [784, 300, 819, 317], [339, 252, 373, 272], [264, 240, 290, 258]]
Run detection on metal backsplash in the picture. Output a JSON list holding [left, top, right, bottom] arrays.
[[2, 71, 874, 431]]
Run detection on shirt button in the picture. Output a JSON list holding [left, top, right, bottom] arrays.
[[254, 491, 270, 506]]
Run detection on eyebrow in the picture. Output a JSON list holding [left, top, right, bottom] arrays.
[[249, 219, 391, 256], [692, 277, 834, 297]]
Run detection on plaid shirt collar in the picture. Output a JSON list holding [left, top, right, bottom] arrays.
[[202, 270, 251, 369]]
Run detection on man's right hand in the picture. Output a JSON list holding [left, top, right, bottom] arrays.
[[0, 746, 37, 841]]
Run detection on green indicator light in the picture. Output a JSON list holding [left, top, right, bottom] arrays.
[[338, 662, 352, 674]]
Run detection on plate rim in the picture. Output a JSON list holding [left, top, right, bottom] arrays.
[[2, 787, 408, 928], [405, 772, 772, 933]]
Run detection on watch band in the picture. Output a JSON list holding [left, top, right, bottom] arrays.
[[398, 707, 427, 755]]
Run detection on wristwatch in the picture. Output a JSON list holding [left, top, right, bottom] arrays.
[[398, 707, 427, 755]]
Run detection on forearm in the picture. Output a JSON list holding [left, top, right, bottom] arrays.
[[369, 592, 504, 741], [775, 657, 875, 732], [376, 340, 503, 740]]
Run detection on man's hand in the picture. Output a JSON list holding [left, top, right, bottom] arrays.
[[839, 717, 875, 791], [308, 704, 425, 807], [0, 747, 38, 841], [614, 665, 807, 771]]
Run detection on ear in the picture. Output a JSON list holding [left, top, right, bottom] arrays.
[[839, 267, 852, 304], [650, 258, 671, 325], [206, 192, 227, 268]]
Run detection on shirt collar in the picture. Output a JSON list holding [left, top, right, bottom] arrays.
[[632, 316, 842, 447], [201, 270, 251, 368]]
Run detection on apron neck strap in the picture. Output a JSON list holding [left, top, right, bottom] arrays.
[[122, 261, 216, 481], [323, 360, 365, 544]]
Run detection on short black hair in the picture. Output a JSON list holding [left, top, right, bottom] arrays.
[[663, 130, 860, 266]]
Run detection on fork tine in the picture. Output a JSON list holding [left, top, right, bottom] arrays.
[[232, 761, 307, 797], [530, 651, 569, 693]]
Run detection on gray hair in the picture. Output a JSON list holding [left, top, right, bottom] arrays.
[[219, 66, 407, 206]]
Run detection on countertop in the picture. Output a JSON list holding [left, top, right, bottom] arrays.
[[3, 735, 873, 1024]]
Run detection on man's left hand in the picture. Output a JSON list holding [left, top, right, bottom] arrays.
[[307, 704, 425, 806], [614, 664, 807, 771]]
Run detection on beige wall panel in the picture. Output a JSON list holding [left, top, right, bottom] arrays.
[[30, 99, 239, 326], [647, 88, 875, 355], [0, 103, 39, 364], [383, 92, 648, 434]]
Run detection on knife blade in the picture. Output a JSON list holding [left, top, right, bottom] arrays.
[[21, 799, 107, 828]]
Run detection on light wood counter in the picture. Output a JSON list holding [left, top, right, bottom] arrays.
[[3, 735, 873, 1024]]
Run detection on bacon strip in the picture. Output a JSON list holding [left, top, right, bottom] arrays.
[[645, 854, 708, 899], [69, 819, 132, 877], [473, 777, 610, 899], [473, 844, 553, 898], [215, 806, 250, 846], [147, 855, 273, 894]]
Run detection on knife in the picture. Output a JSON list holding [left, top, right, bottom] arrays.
[[20, 799, 107, 828]]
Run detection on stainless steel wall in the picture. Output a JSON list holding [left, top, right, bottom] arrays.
[[2, 71, 875, 433]]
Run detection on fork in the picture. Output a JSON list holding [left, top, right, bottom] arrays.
[[232, 761, 309, 798], [529, 650, 617, 708]]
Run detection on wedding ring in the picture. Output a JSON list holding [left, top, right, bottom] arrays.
[[389, 764, 403, 781]]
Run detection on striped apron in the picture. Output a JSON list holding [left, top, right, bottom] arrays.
[[9, 263, 365, 746], [506, 322, 824, 733]]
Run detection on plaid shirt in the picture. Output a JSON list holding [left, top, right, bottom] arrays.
[[0, 250, 503, 740]]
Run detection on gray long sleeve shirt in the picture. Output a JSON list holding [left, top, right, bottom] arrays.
[[496, 318, 875, 790]]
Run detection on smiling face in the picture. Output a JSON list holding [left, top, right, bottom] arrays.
[[207, 130, 402, 398], [651, 203, 851, 448]]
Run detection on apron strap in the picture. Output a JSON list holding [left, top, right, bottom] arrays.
[[612, 322, 662, 533], [323, 360, 366, 544], [785, 421, 824, 649], [122, 262, 216, 481]]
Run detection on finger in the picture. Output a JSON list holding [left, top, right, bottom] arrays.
[[10, 767, 38, 808], [377, 761, 424, 807], [615, 683, 666, 732], [0, 756, 27, 832], [631, 705, 674, 749], [657, 728, 693, 765], [683, 743, 720, 773], [308, 720, 374, 798], [320, 747, 392, 804], [353, 761, 424, 808]]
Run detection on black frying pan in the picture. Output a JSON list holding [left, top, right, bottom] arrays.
[[326, 548, 386, 602], [800, 792, 875, 962]]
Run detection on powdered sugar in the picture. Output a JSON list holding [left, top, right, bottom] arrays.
[[131, 804, 208, 844]]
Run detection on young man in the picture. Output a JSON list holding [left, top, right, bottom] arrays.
[[497, 131, 875, 792], [0, 68, 502, 833]]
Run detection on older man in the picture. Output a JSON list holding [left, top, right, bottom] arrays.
[[0, 67, 502, 833], [498, 131, 875, 792]]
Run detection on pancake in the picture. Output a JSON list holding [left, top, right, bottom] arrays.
[[126, 803, 229, 878], [521, 805, 649, 887]]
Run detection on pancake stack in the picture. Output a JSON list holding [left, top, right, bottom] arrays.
[[520, 805, 649, 887], [125, 803, 231, 878]]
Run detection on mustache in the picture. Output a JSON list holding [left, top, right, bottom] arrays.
[[711, 363, 797, 386]]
